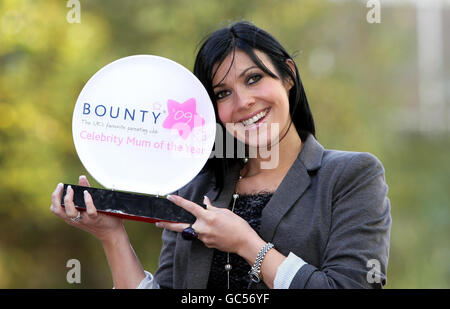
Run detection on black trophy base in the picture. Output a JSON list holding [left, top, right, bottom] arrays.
[[60, 184, 196, 224]]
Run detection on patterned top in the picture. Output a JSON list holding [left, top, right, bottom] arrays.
[[206, 192, 273, 289]]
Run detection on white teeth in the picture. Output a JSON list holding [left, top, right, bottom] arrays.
[[241, 109, 269, 126]]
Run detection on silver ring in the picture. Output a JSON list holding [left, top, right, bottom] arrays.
[[71, 211, 82, 223]]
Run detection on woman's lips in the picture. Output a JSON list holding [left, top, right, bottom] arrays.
[[242, 108, 270, 129], [238, 107, 269, 123]]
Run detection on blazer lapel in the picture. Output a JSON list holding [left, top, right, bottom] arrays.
[[260, 135, 324, 242], [203, 160, 244, 207], [185, 135, 324, 286]]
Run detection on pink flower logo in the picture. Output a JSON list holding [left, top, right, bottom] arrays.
[[162, 98, 205, 139]]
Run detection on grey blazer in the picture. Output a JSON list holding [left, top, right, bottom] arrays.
[[154, 134, 391, 289]]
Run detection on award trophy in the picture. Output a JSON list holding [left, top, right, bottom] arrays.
[[61, 55, 216, 224]]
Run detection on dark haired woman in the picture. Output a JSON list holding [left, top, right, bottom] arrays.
[[50, 21, 391, 289]]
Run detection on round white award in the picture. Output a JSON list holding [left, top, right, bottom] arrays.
[[72, 55, 216, 197]]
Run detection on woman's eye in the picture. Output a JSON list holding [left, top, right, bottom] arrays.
[[247, 74, 262, 85], [215, 90, 230, 100]]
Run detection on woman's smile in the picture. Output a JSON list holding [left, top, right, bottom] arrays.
[[239, 107, 271, 127], [212, 49, 292, 148]]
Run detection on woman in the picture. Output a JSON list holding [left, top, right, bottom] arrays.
[[50, 21, 391, 289]]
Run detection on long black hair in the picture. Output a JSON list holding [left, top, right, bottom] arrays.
[[194, 21, 315, 191]]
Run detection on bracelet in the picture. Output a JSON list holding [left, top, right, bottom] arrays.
[[248, 242, 274, 283]]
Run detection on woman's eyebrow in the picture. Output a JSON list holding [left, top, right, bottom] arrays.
[[212, 65, 258, 89]]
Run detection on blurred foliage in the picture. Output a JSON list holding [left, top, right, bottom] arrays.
[[0, 0, 448, 288]]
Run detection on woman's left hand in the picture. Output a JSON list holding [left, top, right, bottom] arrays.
[[156, 195, 258, 254]]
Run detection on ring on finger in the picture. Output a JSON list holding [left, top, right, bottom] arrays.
[[182, 224, 198, 240], [71, 211, 82, 223]]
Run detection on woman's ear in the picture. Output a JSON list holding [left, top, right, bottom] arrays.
[[284, 59, 296, 91]]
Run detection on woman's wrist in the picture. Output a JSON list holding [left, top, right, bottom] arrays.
[[237, 231, 266, 265], [236, 231, 286, 288], [98, 224, 127, 246]]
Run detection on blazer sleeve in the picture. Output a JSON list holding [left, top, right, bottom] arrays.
[[290, 152, 392, 288], [153, 228, 177, 289], [153, 189, 181, 289]]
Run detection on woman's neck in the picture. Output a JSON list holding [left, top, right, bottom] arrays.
[[244, 124, 303, 178]]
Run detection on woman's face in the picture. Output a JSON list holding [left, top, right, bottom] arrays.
[[212, 49, 293, 149]]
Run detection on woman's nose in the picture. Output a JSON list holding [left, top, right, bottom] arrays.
[[234, 88, 255, 110]]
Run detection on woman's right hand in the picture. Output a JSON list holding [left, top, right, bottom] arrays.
[[50, 175, 125, 243]]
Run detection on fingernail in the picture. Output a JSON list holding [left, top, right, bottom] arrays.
[[155, 222, 162, 228], [67, 185, 72, 192], [79, 175, 86, 180], [167, 195, 174, 201], [203, 195, 208, 204], [57, 183, 63, 189], [83, 190, 88, 196]]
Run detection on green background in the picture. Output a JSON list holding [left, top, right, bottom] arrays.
[[0, 0, 449, 288]]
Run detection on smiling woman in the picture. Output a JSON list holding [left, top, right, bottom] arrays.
[[212, 49, 294, 150], [50, 21, 392, 289]]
